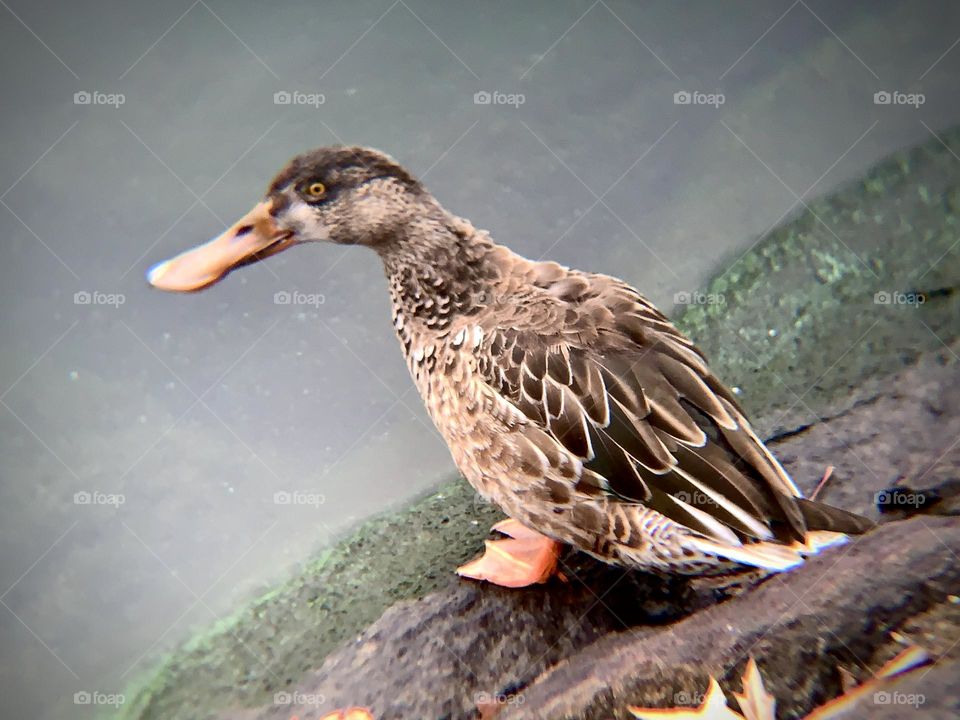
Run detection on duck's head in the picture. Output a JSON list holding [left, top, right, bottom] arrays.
[[147, 146, 429, 292]]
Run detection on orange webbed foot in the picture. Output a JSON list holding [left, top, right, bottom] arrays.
[[318, 707, 375, 720], [457, 518, 564, 588]]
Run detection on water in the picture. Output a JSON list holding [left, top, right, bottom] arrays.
[[1, 1, 959, 718]]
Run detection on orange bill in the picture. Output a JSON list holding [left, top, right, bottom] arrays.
[[147, 201, 293, 292]]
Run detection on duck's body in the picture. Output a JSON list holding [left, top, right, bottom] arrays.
[[149, 146, 872, 582]]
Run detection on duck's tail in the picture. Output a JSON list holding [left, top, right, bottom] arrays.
[[796, 496, 875, 534], [687, 497, 874, 573]]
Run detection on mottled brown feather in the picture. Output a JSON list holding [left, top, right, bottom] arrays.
[[235, 146, 874, 573]]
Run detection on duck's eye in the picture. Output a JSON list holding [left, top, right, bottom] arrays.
[[304, 181, 326, 199]]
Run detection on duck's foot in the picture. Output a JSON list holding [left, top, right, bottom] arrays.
[[319, 708, 374, 720], [456, 518, 563, 588]]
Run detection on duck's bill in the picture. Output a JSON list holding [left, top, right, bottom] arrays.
[[147, 201, 294, 292]]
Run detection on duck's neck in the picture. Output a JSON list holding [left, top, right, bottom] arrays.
[[377, 211, 504, 337]]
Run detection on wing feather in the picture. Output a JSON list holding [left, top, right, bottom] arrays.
[[474, 272, 810, 545]]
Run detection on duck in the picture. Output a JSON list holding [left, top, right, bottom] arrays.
[[148, 146, 873, 588]]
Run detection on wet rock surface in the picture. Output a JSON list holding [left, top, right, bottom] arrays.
[[230, 567, 708, 720], [507, 516, 959, 720], [229, 341, 960, 720], [843, 661, 960, 719]]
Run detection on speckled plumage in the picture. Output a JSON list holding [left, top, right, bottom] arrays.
[[380, 211, 874, 574], [150, 146, 874, 575]]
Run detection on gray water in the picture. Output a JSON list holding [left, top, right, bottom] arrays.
[[1, 1, 959, 718]]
